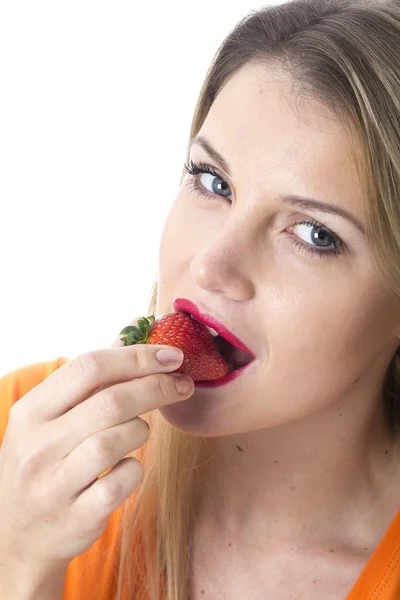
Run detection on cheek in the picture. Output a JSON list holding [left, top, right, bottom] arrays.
[[157, 203, 198, 312], [159, 206, 188, 273], [263, 278, 398, 396], [158, 196, 217, 286], [159, 200, 196, 260]]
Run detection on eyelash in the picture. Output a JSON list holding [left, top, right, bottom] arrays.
[[183, 159, 344, 259]]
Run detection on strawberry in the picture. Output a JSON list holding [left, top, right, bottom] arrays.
[[119, 313, 229, 382]]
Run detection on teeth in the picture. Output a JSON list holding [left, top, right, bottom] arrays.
[[189, 314, 219, 337], [205, 325, 219, 337]]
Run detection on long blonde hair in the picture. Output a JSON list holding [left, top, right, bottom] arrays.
[[115, 1, 400, 598]]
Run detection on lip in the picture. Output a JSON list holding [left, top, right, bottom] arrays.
[[173, 298, 256, 356], [195, 360, 256, 388], [172, 297, 257, 386]]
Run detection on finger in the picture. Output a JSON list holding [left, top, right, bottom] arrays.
[[72, 456, 145, 524], [62, 417, 149, 499], [109, 339, 124, 348], [55, 371, 193, 456], [99, 318, 141, 395], [21, 343, 185, 422]]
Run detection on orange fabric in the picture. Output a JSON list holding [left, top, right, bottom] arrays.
[[346, 511, 400, 600], [1, 358, 400, 599]]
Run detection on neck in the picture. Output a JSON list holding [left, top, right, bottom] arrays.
[[201, 380, 399, 550]]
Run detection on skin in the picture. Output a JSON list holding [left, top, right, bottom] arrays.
[[156, 62, 400, 598]]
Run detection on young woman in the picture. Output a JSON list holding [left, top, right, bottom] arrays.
[[2, 0, 400, 598]]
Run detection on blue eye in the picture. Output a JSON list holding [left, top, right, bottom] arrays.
[[199, 172, 231, 198], [183, 160, 344, 259], [288, 219, 343, 258], [184, 159, 232, 200], [292, 220, 341, 249]]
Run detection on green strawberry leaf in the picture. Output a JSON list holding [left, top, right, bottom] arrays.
[[119, 315, 156, 346], [119, 325, 136, 335], [138, 320, 147, 334]]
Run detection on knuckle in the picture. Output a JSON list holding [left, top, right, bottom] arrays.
[[15, 443, 44, 478], [75, 350, 106, 384], [131, 458, 145, 484], [130, 346, 148, 374], [96, 479, 123, 510], [152, 374, 170, 403], [82, 514, 110, 540], [96, 459, 144, 511], [89, 433, 113, 465], [8, 401, 27, 427], [140, 416, 150, 433], [96, 388, 121, 422], [133, 418, 150, 445], [125, 457, 145, 486]]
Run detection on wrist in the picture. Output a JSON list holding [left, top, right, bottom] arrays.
[[0, 556, 67, 600]]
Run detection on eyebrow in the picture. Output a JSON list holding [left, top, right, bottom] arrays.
[[189, 134, 232, 178], [279, 195, 365, 235], [189, 134, 365, 235]]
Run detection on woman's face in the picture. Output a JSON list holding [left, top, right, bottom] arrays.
[[156, 62, 400, 436]]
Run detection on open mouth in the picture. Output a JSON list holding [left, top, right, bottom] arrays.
[[183, 311, 255, 373], [215, 334, 255, 372]]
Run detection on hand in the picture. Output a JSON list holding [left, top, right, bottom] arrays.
[[0, 319, 193, 572]]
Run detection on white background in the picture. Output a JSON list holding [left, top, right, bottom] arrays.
[[0, 1, 281, 377]]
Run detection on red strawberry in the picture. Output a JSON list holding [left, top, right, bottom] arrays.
[[119, 313, 229, 382]]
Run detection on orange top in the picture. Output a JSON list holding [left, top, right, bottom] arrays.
[[1, 357, 400, 599]]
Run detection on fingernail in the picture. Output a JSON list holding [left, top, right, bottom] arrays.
[[174, 374, 193, 394], [156, 347, 183, 365]]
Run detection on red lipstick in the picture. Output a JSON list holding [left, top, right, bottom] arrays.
[[173, 298, 255, 356], [172, 297, 256, 387]]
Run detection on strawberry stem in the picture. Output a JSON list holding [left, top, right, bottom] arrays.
[[119, 315, 155, 346]]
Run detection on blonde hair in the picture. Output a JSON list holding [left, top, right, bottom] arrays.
[[115, 1, 400, 598]]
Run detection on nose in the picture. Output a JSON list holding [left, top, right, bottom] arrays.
[[190, 225, 256, 301]]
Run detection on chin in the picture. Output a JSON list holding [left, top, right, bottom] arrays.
[[158, 390, 255, 437], [158, 395, 222, 437]]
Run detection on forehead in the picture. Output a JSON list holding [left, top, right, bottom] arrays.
[[197, 62, 364, 214]]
